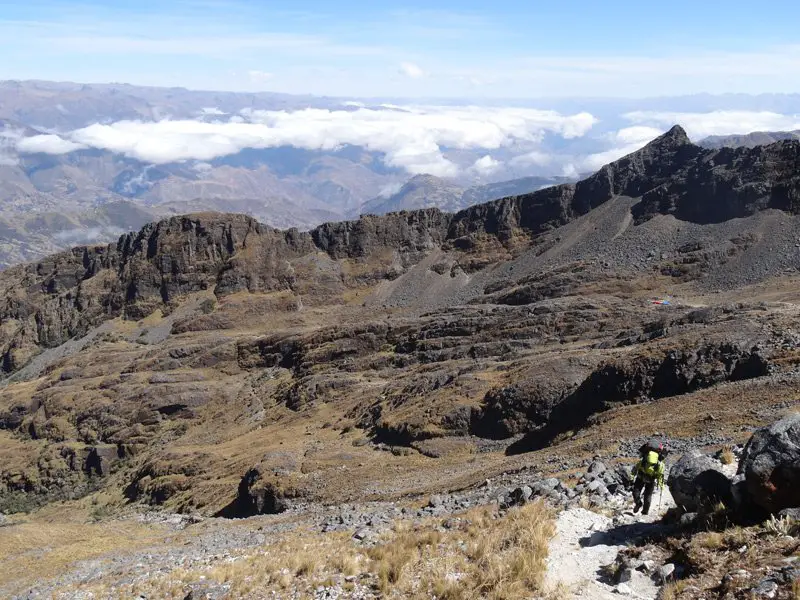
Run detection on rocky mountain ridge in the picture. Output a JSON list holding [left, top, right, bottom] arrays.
[[3, 125, 800, 375], [700, 129, 800, 149]]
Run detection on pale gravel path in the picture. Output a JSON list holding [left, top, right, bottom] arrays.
[[545, 487, 676, 599]]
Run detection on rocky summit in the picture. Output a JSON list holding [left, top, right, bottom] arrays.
[[1, 126, 800, 598]]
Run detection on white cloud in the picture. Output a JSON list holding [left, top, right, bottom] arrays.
[[561, 163, 579, 178], [17, 105, 597, 177], [580, 144, 645, 172], [16, 134, 85, 155], [399, 62, 424, 79], [511, 150, 553, 167], [624, 111, 800, 140], [470, 155, 501, 176], [571, 126, 666, 173], [614, 126, 665, 145]]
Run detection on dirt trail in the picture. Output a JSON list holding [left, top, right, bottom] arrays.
[[545, 487, 676, 599]]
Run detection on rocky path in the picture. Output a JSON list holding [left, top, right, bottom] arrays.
[[545, 488, 676, 599]]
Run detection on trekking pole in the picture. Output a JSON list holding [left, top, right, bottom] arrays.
[[658, 484, 663, 513]]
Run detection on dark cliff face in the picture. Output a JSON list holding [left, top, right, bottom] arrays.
[[633, 138, 800, 223], [3, 125, 800, 375], [446, 126, 704, 244], [114, 213, 317, 316], [312, 209, 450, 258]]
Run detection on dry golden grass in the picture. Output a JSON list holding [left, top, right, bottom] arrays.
[[719, 445, 735, 465], [793, 577, 800, 600], [764, 514, 800, 537], [406, 502, 555, 600], [59, 502, 555, 600], [0, 512, 163, 594], [661, 580, 689, 600], [662, 514, 800, 599]]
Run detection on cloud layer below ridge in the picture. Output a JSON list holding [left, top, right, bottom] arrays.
[[7, 104, 800, 180], [14, 105, 597, 177]]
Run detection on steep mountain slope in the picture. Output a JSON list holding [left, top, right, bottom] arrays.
[[0, 202, 157, 269], [461, 174, 573, 206], [358, 174, 572, 217], [358, 174, 465, 215], [2, 125, 800, 521]]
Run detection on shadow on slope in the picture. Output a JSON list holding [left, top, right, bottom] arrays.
[[500, 344, 770, 456]]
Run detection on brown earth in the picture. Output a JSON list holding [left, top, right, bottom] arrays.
[[1, 125, 800, 529]]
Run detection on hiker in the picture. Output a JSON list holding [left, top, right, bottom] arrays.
[[631, 448, 665, 515]]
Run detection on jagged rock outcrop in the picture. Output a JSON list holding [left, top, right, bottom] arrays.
[[470, 372, 583, 439], [0, 212, 440, 374], [633, 138, 800, 224], [479, 342, 771, 447], [447, 126, 700, 245], [738, 413, 800, 513], [312, 209, 450, 259], [217, 464, 300, 518]]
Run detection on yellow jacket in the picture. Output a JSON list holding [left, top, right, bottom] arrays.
[[631, 452, 665, 488]]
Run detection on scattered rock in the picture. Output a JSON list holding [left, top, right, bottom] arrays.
[[750, 579, 779, 598], [777, 507, 800, 520], [657, 563, 676, 583], [428, 494, 444, 509], [183, 581, 231, 600], [617, 565, 633, 583], [615, 582, 633, 595], [588, 460, 607, 475]]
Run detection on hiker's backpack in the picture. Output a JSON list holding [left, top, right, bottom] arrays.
[[638, 438, 668, 461]]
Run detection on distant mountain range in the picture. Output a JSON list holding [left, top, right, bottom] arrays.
[[699, 130, 800, 149], [2, 80, 799, 269], [0, 81, 588, 268], [358, 174, 574, 216]]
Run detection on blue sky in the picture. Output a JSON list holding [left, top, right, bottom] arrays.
[[2, 0, 800, 97]]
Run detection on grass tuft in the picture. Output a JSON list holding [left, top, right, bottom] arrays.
[[719, 446, 735, 465], [764, 514, 800, 537], [661, 580, 688, 600]]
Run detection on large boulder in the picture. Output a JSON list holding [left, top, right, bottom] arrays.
[[216, 465, 300, 518], [738, 413, 800, 514], [668, 450, 733, 511]]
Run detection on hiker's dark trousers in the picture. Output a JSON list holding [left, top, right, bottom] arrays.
[[633, 476, 656, 514]]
